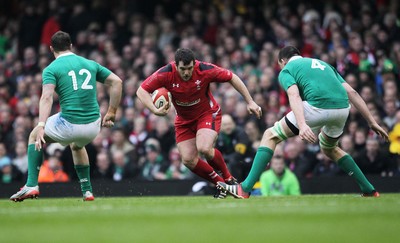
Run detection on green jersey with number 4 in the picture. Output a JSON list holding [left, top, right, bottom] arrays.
[[278, 57, 349, 109], [42, 53, 112, 124]]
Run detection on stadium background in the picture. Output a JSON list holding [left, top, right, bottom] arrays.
[[0, 0, 399, 197]]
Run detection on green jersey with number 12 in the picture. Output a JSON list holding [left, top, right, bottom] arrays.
[[278, 57, 349, 109], [42, 53, 112, 124]]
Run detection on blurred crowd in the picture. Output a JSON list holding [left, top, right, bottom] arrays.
[[0, 0, 399, 185]]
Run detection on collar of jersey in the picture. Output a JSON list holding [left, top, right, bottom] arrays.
[[56, 52, 75, 59], [288, 55, 303, 63]]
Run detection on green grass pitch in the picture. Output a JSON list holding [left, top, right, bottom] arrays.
[[1, 194, 399, 243]]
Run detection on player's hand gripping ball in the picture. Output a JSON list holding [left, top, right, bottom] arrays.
[[152, 87, 171, 109]]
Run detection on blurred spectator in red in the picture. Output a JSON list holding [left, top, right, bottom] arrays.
[[40, 11, 61, 47]]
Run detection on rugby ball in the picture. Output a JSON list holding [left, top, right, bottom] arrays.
[[152, 87, 171, 108]]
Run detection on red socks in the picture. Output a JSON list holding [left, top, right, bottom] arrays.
[[191, 158, 224, 184], [207, 149, 232, 180]]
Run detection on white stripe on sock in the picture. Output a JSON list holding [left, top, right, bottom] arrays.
[[209, 171, 218, 179]]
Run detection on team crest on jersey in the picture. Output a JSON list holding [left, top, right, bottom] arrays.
[[195, 80, 201, 90]]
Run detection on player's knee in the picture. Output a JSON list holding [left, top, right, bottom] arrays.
[[264, 128, 283, 144], [197, 145, 213, 158], [318, 133, 339, 155], [269, 121, 289, 143], [181, 157, 196, 169]]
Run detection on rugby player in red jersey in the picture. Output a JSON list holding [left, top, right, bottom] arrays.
[[137, 48, 262, 198]]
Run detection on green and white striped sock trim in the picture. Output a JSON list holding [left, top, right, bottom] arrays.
[[318, 133, 338, 149], [272, 121, 288, 140]]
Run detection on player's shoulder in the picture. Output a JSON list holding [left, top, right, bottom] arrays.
[[291, 56, 310, 64], [73, 54, 96, 64], [157, 62, 175, 74], [197, 61, 218, 72], [64, 53, 97, 64], [43, 62, 54, 71], [285, 57, 311, 70], [43, 58, 59, 72]]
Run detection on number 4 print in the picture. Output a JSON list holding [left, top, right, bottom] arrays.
[[311, 59, 326, 70]]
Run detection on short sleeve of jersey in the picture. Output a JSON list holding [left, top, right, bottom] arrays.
[[278, 69, 296, 91], [95, 62, 112, 83], [42, 67, 56, 85], [141, 66, 169, 93], [211, 65, 233, 82]]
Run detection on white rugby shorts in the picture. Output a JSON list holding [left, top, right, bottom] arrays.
[[44, 113, 101, 147], [286, 101, 350, 138]]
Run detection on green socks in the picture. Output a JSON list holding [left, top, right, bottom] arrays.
[[26, 144, 43, 187], [74, 165, 92, 193], [242, 147, 273, 192], [337, 154, 375, 193], [25, 143, 93, 195]]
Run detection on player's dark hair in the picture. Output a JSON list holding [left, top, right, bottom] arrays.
[[278, 46, 301, 60], [51, 31, 72, 52], [175, 48, 195, 65]]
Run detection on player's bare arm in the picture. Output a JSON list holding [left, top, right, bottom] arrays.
[[103, 73, 123, 128], [342, 82, 389, 141], [228, 73, 262, 119], [287, 84, 316, 143], [35, 84, 55, 151], [136, 86, 169, 116]]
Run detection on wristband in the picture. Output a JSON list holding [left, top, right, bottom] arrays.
[[37, 122, 46, 127]]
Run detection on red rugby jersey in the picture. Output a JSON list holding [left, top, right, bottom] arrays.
[[141, 60, 233, 120]]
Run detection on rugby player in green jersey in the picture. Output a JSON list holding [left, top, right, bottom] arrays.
[[218, 46, 389, 198], [10, 31, 122, 201]]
